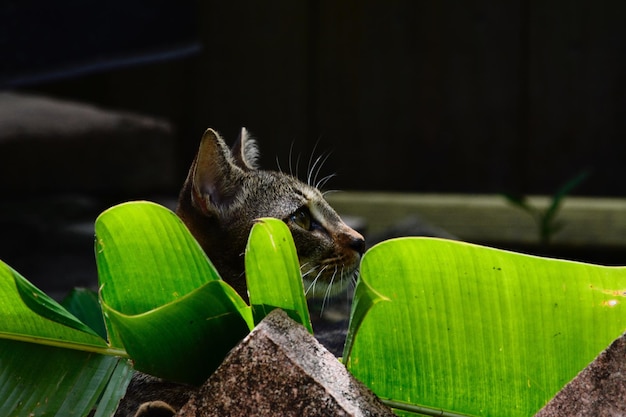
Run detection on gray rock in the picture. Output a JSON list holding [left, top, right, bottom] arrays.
[[535, 331, 626, 416], [176, 309, 394, 417]]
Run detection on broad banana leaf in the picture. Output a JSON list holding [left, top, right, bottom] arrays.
[[245, 218, 312, 332], [0, 261, 131, 416], [345, 237, 626, 416], [95, 201, 253, 385], [0, 261, 117, 355], [61, 287, 108, 340]]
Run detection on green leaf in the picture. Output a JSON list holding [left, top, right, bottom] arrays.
[[0, 260, 130, 416], [13, 267, 101, 338], [95, 201, 252, 385], [342, 275, 389, 360], [0, 339, 131, 417], [95, 202, 222, 314], [62, 288, 108, 340], [0, 260, 113, 353], [245, 218, 312, 333], [93, 360, 134, 417], [346, 237, 626, 416], [102, 281, 250, 385]]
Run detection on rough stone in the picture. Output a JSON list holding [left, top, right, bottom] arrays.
[[0, 92, 176, 193], [176, 309, 394, 417], [535, 331, 626, 416]]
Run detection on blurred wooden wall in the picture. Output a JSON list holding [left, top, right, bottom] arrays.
[[26, 0, 626, 196]]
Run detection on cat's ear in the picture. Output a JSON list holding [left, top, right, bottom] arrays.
[[191, 128, 243, 212], [231, 127, 260, 171]]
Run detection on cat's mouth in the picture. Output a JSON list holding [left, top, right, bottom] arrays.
[[298, 221, 366, 299], [300, 255, 361, 299]]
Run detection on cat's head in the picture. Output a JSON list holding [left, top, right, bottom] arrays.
[[176, 128, 365, 300]]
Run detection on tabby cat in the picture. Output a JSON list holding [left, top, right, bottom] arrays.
[[176, 127, 365, 300]]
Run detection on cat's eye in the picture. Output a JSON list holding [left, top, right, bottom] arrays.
[[290, 207, 312, 230]]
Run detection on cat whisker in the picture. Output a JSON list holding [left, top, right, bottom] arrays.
[[275, 156, 283, 173], [306, 141, 321, 186], [304, 265, 328, 297], [304, 279, 317, 297], [347, 270, 357, 303], [351, 270, 360, 287], [300, 264, 317, 279], [341, 264, 354, 294], [307, 151, 325, 187], [314, 264, 329, 280], [288, 142, 296, 177], [295, 152, 303, 178], [321, 189, 340, 197], [304, 283, 316, 297], [339, 264, 349, 303], [320, 265, 339, 314], [316, 173, 336, 191], [311, 152, 332, 189], [306, 157, 316, 186]]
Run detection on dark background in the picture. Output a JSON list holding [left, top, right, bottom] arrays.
[[3, 0, 626, 197]]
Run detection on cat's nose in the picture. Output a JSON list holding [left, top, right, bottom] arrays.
[[347, 231, 366, 255], [350, 236, 366, 255]]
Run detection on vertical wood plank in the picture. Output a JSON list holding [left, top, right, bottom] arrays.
[[528, 0, 626, 195], [313, 0, 524, 193], [191, 1, 311, 170]]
